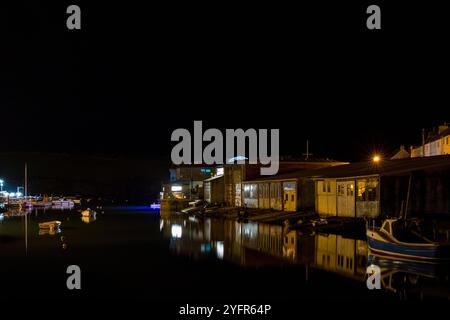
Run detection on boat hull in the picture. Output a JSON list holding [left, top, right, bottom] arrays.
[[367, 230, 450, 261]]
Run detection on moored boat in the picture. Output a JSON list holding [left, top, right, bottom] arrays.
[[81, 208, 96, 218], [367, 218, 450, 262], [32, 201, 52, 208], [52, 199, 75, 207]]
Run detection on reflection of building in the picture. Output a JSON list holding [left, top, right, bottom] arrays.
[[283, 231, 315, 264], [161, 216, 368, 279], [160, 216, 450, 299], [315, 234, 367, 280]]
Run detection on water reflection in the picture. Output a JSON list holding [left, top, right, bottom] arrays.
[[38, 226, 62, 236], [81, 215, 97, 224], [161, 215, 450, 300]]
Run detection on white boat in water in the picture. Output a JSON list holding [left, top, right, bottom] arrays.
[[81, 208, 96, 218], [52, 200, 75, 207]]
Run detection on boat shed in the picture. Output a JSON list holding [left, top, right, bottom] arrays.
[[226, 159, 349, 209], [242, 163, 348, 212], [312, 155, 450, 218]]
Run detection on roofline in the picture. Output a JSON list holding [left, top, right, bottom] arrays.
[[204, 175, 224, 182], [244, 173, 381, 183], [311, 173, 380, 180], [243, 177, 299, 183]]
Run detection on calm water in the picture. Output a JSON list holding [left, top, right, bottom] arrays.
[[1, 208, 449, 301]]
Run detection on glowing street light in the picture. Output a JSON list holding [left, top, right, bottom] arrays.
[[372, 155, 381, 163]]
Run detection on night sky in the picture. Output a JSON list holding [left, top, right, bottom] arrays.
[[1, 2, 449, 199]]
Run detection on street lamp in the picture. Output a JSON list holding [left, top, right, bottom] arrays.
[[372, 155, 381, 163]]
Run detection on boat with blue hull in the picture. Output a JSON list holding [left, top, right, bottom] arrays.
[[367, 219, 450, 262]]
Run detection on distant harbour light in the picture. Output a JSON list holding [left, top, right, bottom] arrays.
[[171, 185, 182, 192]]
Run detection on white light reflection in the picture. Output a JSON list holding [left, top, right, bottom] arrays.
[[171, 224, 182, 239], [216, 241, 224, 260]]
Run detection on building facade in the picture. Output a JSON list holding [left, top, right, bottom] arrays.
[[411, 124, 450, 158], [161, 165, 216, 200], [241, 160, 348, 212]]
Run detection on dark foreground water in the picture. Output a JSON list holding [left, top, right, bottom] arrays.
[[1, 208, 450, 303]]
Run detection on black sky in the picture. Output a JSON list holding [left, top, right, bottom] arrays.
[[1, 1, 449, 197]]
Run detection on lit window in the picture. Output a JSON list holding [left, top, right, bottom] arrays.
[[347, 184, 354, 196], [216, 167, 224, 176]]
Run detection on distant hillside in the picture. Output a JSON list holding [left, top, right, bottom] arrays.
[[0, 152, 167, 203]]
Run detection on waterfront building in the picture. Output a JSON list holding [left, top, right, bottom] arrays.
[[238, 155, 450, 217], [203, 167, 225, 204], [240, 159, 348, 212], [161, 164, 216, 200], [313, 155, 450, 218]]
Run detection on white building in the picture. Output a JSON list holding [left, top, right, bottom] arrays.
[[411, 124, 450, 158]]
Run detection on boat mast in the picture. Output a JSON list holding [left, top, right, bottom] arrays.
[[24, 162, 28, 198], [404, 173, 412, 220]]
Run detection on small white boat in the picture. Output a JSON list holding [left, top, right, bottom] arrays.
[[39, 220, 62, 229], [52, 200, 75, 207]]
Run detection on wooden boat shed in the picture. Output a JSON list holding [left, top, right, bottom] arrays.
[[241, 155, 450, 217], [313, 155, 450, 218]]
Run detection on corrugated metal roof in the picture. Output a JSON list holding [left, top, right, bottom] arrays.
[[243, 155, 450, 182]]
